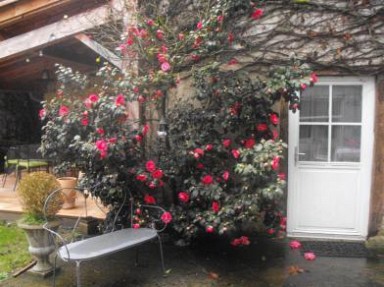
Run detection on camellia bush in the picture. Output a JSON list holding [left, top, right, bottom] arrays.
[[39, 0, 318, 243]]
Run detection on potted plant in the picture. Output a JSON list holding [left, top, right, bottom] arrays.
[[17, 171, 62, 277]]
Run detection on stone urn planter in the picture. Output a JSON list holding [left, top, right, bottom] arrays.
[[57, 177, 78, 209], [17, 221, 60, 277]]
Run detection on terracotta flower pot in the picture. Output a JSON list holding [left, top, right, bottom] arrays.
[[57, 177, 78, 209]]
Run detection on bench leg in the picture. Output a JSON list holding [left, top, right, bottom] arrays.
[[75, 261, 82, 287], [52, 254, 58, 287], [157, 234, 165, 273]]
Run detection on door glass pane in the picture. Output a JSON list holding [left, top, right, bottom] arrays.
[[331, 126, 361, 162], [300, 86, 329, 122], [332, 86, 362, 123], [299, 125, 328, 161]]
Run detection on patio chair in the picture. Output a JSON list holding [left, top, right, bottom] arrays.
[[43, 187, 167, 287]]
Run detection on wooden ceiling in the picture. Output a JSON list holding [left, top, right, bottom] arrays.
[[0, 0, 110, 91]]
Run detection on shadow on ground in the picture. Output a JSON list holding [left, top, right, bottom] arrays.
[[1, 237, 384, 287]]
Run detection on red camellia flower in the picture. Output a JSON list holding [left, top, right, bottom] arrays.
[[142, 124, 149, 136], [300, 83, 307, 90], [205, 144, 213, 151], [201, 175, 214, 185], [310, 72, 318, 83], [289, 240, 302, 250], [157, 53, 167, 63], [136, 174, 147, 182], [88, 93, 99, 103], [190, 54, 200, 62], [196, 21, 203, 30], [244, 138, 256, 149], [161, 62, 171, 72], [95, 139, 108, 159], [81, 117, 89, 126], [161, 211, 172, 224], [222, 170, 230, 181], [115, 94, 125, 106], [217, 15, 224, 23], [126, 37, 134, 46], [256, 123, 268, 132], [232, 149, 240, 159], [269, 113, 279, 125], [272, 129, 279, 140], [178, 191, 190, 203], [146, 160, 156, 172], [304, 251, 316, 261], [144, 194, 156, 204], [151, 169, 164, 179], [148, 181, 156, 189], [39, 108, 46, 120], [212, 201, 220, 213], [251, 9, 263, 20], [135, 134, 143, 143], [206, 226, 214, 233], [59, 105, 69, 117], [133, 223, 140, 229], [271, 156, 280, 170], [231, 236, 250, 246], [160, 45, 168, 53], [228, 58, 238, 65], [146, 19, 154, 26], [196, 163, 204, 169], [108, 137, 117, 144], [222, 138, 231, 148], [267, 228, 275, 235], [156, 29, 164, 40], [96, 128, 105, 136]]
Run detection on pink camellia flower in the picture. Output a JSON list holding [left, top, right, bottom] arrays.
[[161, 211, 172, 224], [222, 138, 231, 148], [146, 160, 156, 172], [138, 95, 146, 104], [267, 228, 275, 235], [310, 72, 318, 83], [304, 251, 316, 261], [178, 191, 190, 203], [196, 21, 203, 30], [232, 149, 240, 159], [133, 87, 139, 93], [126, 37, 134, 46], [178, 33, 185, 41], [301, 83, 307, 90], [160, 45, 168, 53], [269, 113, 279, 125], [146, 19, 154, 26], [95, 139, 108, 159], [96, 128, 105, 136], [193, 148, 204, 159], [39, 108, 46, 120], [196, 163, 204, 169], [156, 29, 164, 40], [217, 15, 224, 23], [212, 201, 220, 213], [148, 181, 157, 189], [108, 137, 117, 144], [206, 226, 214, 233], [271, 156, 280, 170], [81, 117, 89, 126], [88, 93, 99, 103], [251, 8, 263, 20], [228, 32, 235, 43], [161, 62, 171, 72], [151, 169, 164, 179], [135, 134, 143, 143], [272, 129, 279, 140], [133, 223, 140, 229], [157, 53, 167, 63], [201, 175, 214, 185], [136, 174, 147, 182], [278, 172, 286, 181], [190, 54, 200, 62], [240, 236, 250, 246], [231, 238, 241, 246], [205, 144, 213, 151], [256, 123, 268, 132], [144, 194, 156, 204], [142, 124, 149, 136], [289, 240, 302, 250], [59, 105, 69, 117], [115, 94, 125, 106], [222, 170, 230, 181], [244, 138, 256, 149], [280, 216, 287, 231]]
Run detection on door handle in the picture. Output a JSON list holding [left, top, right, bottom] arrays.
[[294, 146, 306, 165]]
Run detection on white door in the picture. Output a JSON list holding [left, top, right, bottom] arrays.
[[287, 77, 375, 240]]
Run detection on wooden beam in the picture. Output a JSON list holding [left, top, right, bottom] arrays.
[[74, 33, 122, 70], [0, 0, 73, 26], [0, 2, 123, 61]]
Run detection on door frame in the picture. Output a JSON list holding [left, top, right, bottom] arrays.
[[287, 76, 375, 240]]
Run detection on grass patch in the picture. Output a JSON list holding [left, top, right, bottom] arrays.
[[0, 221, 32, 281]]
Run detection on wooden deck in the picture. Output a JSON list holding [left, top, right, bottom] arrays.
[[0, 172, 107, 222]]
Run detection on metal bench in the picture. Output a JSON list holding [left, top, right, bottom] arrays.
[[43, 187, 166, 287]]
